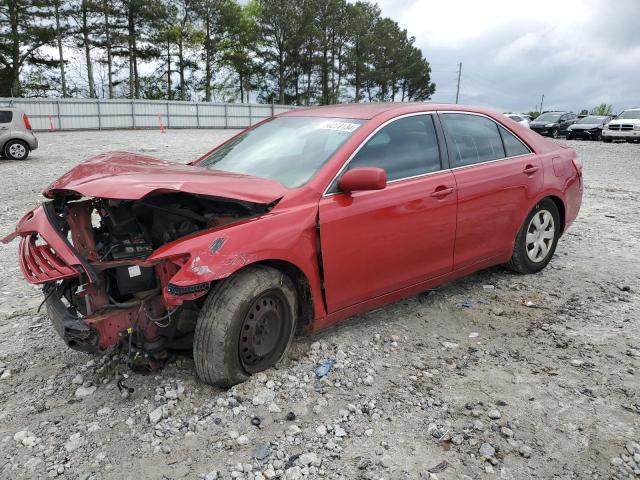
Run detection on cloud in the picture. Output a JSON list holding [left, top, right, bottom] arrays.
[[375, 0, 640, 113]]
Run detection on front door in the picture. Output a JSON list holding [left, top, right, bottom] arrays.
[[318, 114, 457, 313]]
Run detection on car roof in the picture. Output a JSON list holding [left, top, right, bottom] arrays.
[[279, 102, 510, 120]]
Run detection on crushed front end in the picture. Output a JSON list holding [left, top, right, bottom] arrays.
[[3, 192, 260, 365]]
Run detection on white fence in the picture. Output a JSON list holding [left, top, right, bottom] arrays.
[[0, 98, 296, 131]]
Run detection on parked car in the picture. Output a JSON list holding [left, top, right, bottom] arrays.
[[565, 115, 611, 140], [2, 103, 583, 387], [0, 107, 38, 160], [504, 113, 531, 128], [529, 111, 577, 138], [602, 108, 640, 143]]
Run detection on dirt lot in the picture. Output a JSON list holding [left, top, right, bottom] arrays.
[[0, 130, 638, 480]]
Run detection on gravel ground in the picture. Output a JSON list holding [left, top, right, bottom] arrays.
[[0, 131, 638, 480]]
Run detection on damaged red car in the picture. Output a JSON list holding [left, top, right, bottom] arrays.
[[2, 103, 583, 387]]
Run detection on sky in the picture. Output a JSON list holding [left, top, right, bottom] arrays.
[[375, 0, 640, 114]]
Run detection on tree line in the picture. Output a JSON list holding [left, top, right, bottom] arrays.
[[0, 0, 436, 105]]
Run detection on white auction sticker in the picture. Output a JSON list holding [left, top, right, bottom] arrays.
[[319, 121, 360, 133], [128, 265, 142, 278]]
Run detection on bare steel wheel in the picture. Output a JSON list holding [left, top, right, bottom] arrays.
[[506, 198, 561, 274], [239, 290, 292, 373], [525, 210, 555, 263], [193, 265, 297, 388]]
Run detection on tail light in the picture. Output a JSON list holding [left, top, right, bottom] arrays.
[[23, 113, 32, 130]]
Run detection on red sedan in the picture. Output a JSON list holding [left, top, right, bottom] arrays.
[[2, 103, 583, 387]]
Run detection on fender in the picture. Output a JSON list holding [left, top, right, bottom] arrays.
[[148, 203, 327, 319]]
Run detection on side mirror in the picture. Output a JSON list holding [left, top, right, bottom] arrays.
[[338, 167, 387, 193]]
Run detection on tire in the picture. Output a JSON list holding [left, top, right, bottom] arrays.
[[551, 128, 559, 139], [565, 134, 573, 140], [193, 265, 297, 388], [506, 198, 560, 274], [4, 139, 29, 160], [603, 138, 613, 143]]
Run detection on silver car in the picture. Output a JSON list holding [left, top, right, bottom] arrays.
[[0, 107, 39, 160]]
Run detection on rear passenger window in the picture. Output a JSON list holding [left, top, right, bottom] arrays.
[[0, 111, 13, 123], [441, 113, 505, 167], [344, 114, 441, 182], [498, 126, 531, 157]]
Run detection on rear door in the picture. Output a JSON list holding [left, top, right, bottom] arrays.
[[0, 110, 12, 148], [318, 113, 457, 312], [440, 112, 543, 270]]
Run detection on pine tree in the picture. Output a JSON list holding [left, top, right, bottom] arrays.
[[0, 0, 56, 96]]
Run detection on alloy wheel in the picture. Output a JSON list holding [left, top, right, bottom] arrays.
[[8, 143, 27, 159], [525, 210, 555, 263]]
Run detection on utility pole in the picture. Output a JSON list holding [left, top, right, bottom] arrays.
[[539, 94, 545, 113], [455, 62, 462, 104]]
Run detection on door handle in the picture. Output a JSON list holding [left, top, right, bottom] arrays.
[[431, 186, 455, 198], [523, 165, 539, 175]]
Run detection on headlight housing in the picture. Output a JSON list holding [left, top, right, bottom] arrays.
[[633, 124, 640, 130]]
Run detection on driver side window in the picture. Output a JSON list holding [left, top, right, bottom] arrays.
[[344, 114, 442, 182]]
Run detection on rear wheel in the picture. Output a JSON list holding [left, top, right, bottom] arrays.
[[4, 140, 29, 160], [193, 265, 297, 388], [506, 199, 560, 274]]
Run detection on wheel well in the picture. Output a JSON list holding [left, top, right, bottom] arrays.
[[254, 260, 315, 328], [547, 195, 566, 234]]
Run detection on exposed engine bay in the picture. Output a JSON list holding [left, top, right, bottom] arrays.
[[35, 192, 269, 367]]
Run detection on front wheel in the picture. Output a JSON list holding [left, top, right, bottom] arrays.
[[4, 140, 29, 160], [602, 137, 613, 143], [193, 265, 297, 388], [506, 199, 560, 274], [565, 134, 573, 140], [551, 128, 559, 139]]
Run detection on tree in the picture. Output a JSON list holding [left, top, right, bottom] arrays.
[[345, 1, 379, 102], [256, 0, 306, 104], [592, 103, 612, 116], [219, 0, 261, 103], [0, 0, 56, 97], [69, 0, 99, 97], [1, 0, 436, 103], [52, 0, 71, 97], [93, 0, 126, 98]]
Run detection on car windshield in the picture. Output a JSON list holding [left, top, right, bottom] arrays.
[[578, 116, 606, 124], [198, 116, 364, 188], [617, 110, 640, 120], [537, 113, 562, 122]]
